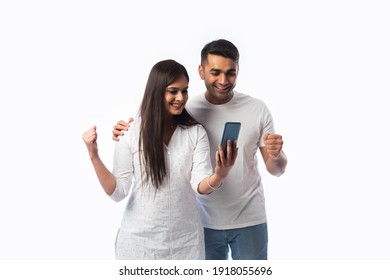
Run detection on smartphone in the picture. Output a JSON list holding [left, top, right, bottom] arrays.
[[220, 122, 241, 154]]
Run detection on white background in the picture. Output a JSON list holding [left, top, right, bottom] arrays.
[[1, 0, 389, 260]]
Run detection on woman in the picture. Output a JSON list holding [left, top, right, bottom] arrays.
[[82, 59, 237, 259]]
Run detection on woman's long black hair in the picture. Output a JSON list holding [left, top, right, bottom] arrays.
[[139, 59, 198, 188]]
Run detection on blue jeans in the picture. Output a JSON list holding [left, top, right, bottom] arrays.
[[204, 223, 268, 260]]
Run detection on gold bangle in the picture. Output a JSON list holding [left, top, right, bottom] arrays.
[[207, 174, 223, 190]]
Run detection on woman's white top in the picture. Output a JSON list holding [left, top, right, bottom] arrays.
[[110, 118, 212, 259]]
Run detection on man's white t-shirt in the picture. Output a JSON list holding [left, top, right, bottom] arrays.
[[187, 91, 275, 230]]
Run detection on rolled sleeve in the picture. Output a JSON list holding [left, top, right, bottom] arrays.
[[190, 125, 213, 194], [110, 130, 134, 202]]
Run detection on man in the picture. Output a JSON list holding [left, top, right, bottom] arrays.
[[112, 39, 288, 260]]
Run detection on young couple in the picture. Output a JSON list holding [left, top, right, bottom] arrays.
[[82, 39, 288, 260]]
